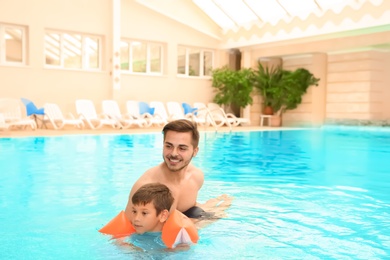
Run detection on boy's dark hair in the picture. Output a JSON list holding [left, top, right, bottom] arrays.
[[132, 183, 174, 216], [162, 119, 200, 148]]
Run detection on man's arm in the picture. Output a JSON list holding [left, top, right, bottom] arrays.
[[194, 166, 205, 191]]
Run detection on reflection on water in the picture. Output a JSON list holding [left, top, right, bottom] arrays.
[[0, 129, 389, 259]]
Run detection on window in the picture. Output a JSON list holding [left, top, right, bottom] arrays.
[[177, 46, 213, 77], [120, 40, 163, 74], [44, 31, 101, 70], [0, 24, 26, 65]]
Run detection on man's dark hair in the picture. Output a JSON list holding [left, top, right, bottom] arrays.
[[132, 183, 174, 216], [162, 119, 200, 148]]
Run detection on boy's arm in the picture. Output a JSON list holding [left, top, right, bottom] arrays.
[[113, 237, 143, 251], [164, 243, 191, 252]]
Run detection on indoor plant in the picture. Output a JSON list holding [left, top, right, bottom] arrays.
[[211, 66, 255, 115], [253, 62, 320, 126], [252, 63, 284, 115], [274, 68, 320, 113]]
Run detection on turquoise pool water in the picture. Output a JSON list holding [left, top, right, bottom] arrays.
[[0, 129, 389, 259]]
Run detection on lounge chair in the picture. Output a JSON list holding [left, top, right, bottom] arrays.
[[167, 101, 209, 126], [207, 102, 250, 127], [0, 98, 36, 130], [43, 103, 84, 130], [75, 99, 118, 129], [182, 103, 198, 116], [102, 100, 147, 128], [0, 113, 10, 130], [167, 102, 192, 121], [187, 102, 219, 127], [21, 98, 46, 128], [125, 101, 154, 127], [144, 101, 167, 126], [21, 98, 45, 116], [194, 102, 219, 130]]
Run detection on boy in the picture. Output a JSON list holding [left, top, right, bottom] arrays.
[[130, 182, 174, 234], [121, 182, 178, 251]]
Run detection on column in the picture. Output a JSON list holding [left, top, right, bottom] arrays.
[[311, 53, 327, 126], [112, 0, 121, 98], [240, 49, 252, 124]]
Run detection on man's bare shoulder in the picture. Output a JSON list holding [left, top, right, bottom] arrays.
[[187, 164, 204, 187], [187, 163, 203, 174], [137, 163, 165, 181], [142, 164, 159, 175]]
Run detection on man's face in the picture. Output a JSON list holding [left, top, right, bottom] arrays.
[[163, 131, 198, 172], [130, 202, 163, 234]]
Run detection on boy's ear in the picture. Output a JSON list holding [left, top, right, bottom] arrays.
[[159, 209, 170, 223]]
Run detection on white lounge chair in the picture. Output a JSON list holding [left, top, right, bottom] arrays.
[[102, 100, 147, 128], [44, 103, 84, 130], [182, 102, 213, 125], [166, 102, 192, 121], [193, 102, 222, 128], [75, 99, 118, 129], [167, 101, 209, 126], [147, 101, 168, 126], [0, 113, 10, 130], [0, 98, 36, 130], [207, 102, 250, 127], [125, 101, 153, 127]]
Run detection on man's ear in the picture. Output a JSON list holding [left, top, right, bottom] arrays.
[[193, 147, 199, 157], [159, 209, 170, 223]]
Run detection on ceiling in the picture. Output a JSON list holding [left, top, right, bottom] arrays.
[[192, 0, 359, 31]]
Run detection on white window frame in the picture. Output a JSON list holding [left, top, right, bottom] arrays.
[[0, 23, 27, 66], [120, 39, 163, 75], [44, 30, 102, 71], [177, 46, 214, 78]]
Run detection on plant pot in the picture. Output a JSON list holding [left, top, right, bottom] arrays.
[[263, 106, 273, 115]]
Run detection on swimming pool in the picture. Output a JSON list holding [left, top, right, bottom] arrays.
[[0, 128, 389, 259]]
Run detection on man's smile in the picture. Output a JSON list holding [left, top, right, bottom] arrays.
[[168, 156, 181, 163]]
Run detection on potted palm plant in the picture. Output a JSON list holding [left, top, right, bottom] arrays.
[[253, 62, 320, 126], [252, 63, 284, 115]]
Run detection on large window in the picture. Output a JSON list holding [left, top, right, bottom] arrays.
[[44, 31, 101, 70], [177, 46, 213, 77], [0, 24, 26, 65], [120, 40, 163, 75]]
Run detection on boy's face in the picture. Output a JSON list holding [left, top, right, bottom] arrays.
[[131, 202, 167, 234]]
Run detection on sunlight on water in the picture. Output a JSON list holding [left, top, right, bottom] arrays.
[[0, 129, 389, 259]]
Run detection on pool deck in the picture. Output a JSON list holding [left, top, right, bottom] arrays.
[[0, 125, 303, 138]]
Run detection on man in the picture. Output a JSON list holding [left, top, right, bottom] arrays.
[[125, 119, 206, 220]]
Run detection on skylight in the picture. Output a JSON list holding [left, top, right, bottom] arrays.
[[193, 0, 235, 29], [278, 0, 319, 20], [213, 0, 258, 26], [192, 0, 363, 30], [245, 0, 286, 25]]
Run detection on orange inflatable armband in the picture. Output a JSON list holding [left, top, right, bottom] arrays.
[[162, 210, 199, 248], [98, 210, 136, 238]]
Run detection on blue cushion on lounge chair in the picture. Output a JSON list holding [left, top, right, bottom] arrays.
[[139, 102, 155, 115], [182, 103, 198, 115], [21, 98, 45, 116]]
